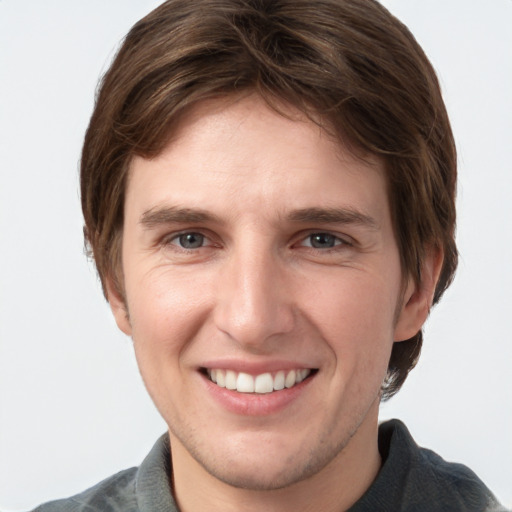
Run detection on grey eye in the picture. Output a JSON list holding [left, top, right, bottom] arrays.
[[177, 233, 205, 249], [309, 233, 338, 248]]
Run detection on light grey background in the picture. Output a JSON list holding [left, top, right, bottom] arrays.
[[1, 1, 511, 510]]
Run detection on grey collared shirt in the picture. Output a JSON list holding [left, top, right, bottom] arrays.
[[32, 420, 506, 512]]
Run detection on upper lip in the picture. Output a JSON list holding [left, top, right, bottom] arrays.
[[199, 358, 316, 375]]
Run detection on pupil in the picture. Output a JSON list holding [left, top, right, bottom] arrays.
[[311, 233, 335, 248], [179, 233, 203, 249]]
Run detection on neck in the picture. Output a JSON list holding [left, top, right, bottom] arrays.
[[171, 401, 381, 512]]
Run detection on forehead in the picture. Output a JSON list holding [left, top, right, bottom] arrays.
[[126, 94, 389, 225]]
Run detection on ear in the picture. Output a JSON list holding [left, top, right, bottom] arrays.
[[105, 275, 132, 336], [394, 247, 444, 342]]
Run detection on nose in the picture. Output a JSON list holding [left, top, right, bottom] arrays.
[[213, 244, 295, 351]]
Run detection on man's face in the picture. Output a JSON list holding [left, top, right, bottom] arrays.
[[110, 95, 421, 490]]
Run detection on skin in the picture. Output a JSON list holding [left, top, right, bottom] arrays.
[[108, 95, 441, 512]]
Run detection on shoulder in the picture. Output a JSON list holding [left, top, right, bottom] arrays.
[[350, 419, 506, 512], [412, 439, 503, 510], [31, 467, 138, 512], [31, 433, 177, 512]]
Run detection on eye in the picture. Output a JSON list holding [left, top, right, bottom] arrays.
[[171, 232, 206, 249], [301, 233, 345, 249]]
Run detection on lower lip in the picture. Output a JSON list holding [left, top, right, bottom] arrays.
[[201, 372, 314, 416]]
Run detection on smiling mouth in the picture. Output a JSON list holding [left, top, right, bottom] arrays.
[[204, 368, 316, 394]]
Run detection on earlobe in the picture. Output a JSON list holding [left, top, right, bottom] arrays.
[[394, 248, 444, 342], [105, 275, 132, 336]]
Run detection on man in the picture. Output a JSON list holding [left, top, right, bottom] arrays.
[[33, 0, 505, 510]]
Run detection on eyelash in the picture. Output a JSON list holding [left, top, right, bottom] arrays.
[[162, 230, 352, 252], [163, 231, 214, 251], [298, 232, 351, 250]]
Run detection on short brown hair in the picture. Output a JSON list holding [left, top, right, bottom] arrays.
[[81, 0, 457, 400]]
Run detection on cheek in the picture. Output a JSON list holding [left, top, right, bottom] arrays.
[[124, 271, 210, 416], [306, 271, 399, 338], [304, 272, 399, 382], [126, 267, 212, 361]]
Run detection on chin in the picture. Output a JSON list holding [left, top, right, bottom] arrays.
[[183, 430, 349, 492], [203, 457, 324, 491]]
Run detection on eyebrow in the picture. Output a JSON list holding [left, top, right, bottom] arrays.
[[140, 206, 222, 228], [286, 207, 379, 230], [139, 205, 379, 230]]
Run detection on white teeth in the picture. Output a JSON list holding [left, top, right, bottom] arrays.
[[273, 370, 285, 390], [216, 369, 225, 387], [236, 372, 255, 393], [297, 369, 308, 383], [254, 373, 274, 393], [207, 368, 312, 393], [285, 370, 296, 388], [225, 370, 237, 390]]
